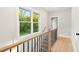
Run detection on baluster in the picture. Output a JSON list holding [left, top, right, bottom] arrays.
[[41, 34, 44, 52], [41, 35, 43, 52], [10, 49, 11, 52], [39, 36, 40, 52], [17, 45, 19, 52], [31, 39, 33, 52], [27, 41, 29, 52], [34, 38, 36, 52], [23, 42, 25, 52], [37, 37, 38, 52], [33, 39, 34, 52]]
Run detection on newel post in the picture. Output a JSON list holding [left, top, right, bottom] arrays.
[[48, 29, 51, 52]]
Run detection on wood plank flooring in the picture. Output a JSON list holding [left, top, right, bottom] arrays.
[[51, 36, 74, 52]]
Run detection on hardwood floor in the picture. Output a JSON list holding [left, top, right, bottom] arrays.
[[51, 36, 74, 52]]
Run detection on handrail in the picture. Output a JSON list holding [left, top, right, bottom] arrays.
[[0, 32, 42, 52], [0, 29, 56, 52]]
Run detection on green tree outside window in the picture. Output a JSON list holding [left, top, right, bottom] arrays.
[[19, 8, 40, 36]]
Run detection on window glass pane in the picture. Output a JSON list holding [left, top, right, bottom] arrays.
[[20, 22, 31, 36], [33, 23, 38, 32], [19, 8, 31, 22], [19, 8, 25, 21], [24, 10, 31, 22], [33, 12, 39, 22]]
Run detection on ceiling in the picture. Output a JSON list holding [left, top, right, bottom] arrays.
[[40, 7, 71, 12]]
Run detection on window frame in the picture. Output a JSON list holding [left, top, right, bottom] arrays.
[[19, 8, 40, 36]]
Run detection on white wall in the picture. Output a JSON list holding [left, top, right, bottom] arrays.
[[1, 7, 79, 52], [49, 8, 72, 37], [0, 7, 48, 47], [72, 7, 79, 51], [0, 7, 18, 47]]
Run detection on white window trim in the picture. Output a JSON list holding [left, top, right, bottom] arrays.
[[31, 11, 33, 34], [17, 8, 20, 38]]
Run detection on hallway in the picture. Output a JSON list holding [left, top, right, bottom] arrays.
[[0, 7, 76, 52], [51, 36, 73, 52]]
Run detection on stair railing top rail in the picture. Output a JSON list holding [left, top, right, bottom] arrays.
[[0, 32, 42, 52]]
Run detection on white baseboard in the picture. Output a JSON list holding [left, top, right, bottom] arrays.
[[58, 34, 71, 38]]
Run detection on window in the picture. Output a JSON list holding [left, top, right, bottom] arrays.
[[19, 8, 31, 36], [19, 8, 40, 36], [33, 12, 39, 32]]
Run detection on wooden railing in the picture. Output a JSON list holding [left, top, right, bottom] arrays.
[[0, 29, 57, 52]]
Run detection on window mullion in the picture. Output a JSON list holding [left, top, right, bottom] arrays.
[[31, 11, 33, 34]]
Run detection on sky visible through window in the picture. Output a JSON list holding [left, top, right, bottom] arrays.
[[24, 11, 30, 16]]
